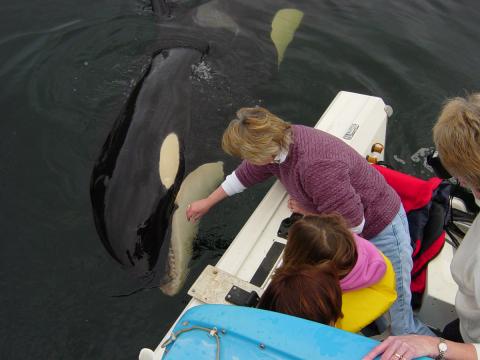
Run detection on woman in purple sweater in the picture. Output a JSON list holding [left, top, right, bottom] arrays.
[[186, 106, 432, 336]]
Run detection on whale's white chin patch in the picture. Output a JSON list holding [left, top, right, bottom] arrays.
[[159, 133, 180, 189]]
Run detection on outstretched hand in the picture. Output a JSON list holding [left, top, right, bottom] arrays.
[[186, 198, 211, 223], [362, 335, 437, 360]]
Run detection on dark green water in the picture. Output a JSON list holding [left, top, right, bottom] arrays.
[[1, 0, 479, 358]]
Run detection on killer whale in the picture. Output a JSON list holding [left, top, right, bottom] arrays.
[[90, 0, 304, 295], [91, 47, 207, 275]]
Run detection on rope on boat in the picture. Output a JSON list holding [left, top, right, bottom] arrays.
[[161, 326, 221, 360]]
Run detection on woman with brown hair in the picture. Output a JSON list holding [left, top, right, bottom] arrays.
[[257, 263, 343, 327], [284, 214, 386, 291], [258, 213, 389, 330]]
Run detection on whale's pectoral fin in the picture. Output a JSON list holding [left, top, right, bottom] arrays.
[[271, 8, 304, 66], [159, 161, 224, 296]]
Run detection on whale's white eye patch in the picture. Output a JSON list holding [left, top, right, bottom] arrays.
[[159, 133, 180, 189]]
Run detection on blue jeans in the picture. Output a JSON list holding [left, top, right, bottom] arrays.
[[370, 205, 435, 336]]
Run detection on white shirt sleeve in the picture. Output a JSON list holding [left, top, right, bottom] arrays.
[[350, 216, 365, 234], [221, 171, 246, 196]]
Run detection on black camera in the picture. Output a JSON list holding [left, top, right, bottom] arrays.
[[427, 150, 452, 179]]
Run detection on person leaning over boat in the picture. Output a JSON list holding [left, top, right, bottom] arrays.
[[185, 106, 433, 336], [364, 94, 480, 360]]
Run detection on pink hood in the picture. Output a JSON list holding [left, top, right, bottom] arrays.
[[340, 234, 386, 291]]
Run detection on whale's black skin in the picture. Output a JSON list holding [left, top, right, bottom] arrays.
[[91, 48, 201, 275], [90, 0, 289, 284]]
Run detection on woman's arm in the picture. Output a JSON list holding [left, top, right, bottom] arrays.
[[362, 335, 478, 360], [235, 160, 274, 187], [186, 186, 227, 222], [186, 160, 274, 222]]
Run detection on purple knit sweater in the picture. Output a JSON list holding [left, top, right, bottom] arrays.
[[235, 125, 400, 239]]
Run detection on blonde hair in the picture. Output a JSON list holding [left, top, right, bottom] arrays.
[[221, 107, 292, 165], [433, 93, 480, 188]]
